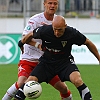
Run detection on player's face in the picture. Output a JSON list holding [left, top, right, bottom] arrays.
[[53, 26, 66, 38], [44, 0, 58, 15]]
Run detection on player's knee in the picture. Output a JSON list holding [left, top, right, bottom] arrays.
[[26, 76, 38, 82], [70, 71, 83, 87], [72, 78, 83, 87], [17, 81, 25, 88], [60, 85, 68, 94]]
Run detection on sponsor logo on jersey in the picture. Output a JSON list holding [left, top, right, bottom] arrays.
[[27, 25, 31, 30], [61, 41, 67, 47], [28, 21, 34, 24], [46, 47, 61, 52]]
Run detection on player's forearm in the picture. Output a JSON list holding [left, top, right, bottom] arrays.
[[89, 45, 100, 62], [28, 40, 36, 46], [18, 31, 42, 50], [28, 41, 41, 50], [85, 39, 100, 62], [21, 31, 33, 44]]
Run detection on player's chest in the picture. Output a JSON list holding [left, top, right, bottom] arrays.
[[42, 38, 70, 49]]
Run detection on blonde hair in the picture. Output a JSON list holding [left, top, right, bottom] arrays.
[[44, 0, 59, 2]]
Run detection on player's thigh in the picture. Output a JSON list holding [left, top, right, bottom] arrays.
[[18, 60, 36, 78], [59, 63, 80, 82], [30, 62, 53, 83]]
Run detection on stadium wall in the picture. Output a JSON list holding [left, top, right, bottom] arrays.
[[0, 18, 100, 64], [0, 18, 100, 33]]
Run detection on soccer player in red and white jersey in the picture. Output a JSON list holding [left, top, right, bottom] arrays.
[[2, 0, 72, 100]]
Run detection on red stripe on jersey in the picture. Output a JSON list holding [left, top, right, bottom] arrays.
[[28, 21, 34, 24]]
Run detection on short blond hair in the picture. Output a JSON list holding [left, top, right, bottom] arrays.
[[44, 0, 59, 2]]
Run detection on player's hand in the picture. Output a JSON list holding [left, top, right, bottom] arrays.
[[34, 42, 42, 50], [20, 46, 24, 54], [38, 44, 42, 50], [18, 40, 24, 54]]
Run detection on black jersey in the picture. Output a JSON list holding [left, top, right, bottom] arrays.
[[33, 25, 86, 60]]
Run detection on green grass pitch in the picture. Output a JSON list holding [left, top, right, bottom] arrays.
[[0, 64, 100, 100]]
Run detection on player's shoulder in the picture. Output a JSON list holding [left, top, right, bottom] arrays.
[[35, 25, 52, 35], [29, 12, 44, 21], [66, 26, 78, 34], [38, 25, 52, 33], [64, 26, 78, 38], [66, 26, 76, 31], [35, 24, 52, 31], [42, 24, 52, 30]]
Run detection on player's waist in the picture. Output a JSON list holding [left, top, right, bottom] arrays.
[[20, 54, 40, 61], [18, 60, 39, 67], [43, 50, 71, 60], [21, 58, 39, 62], [24, 44, 43, 55]]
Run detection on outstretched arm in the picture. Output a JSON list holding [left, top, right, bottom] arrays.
[[84, 38, 100, 64]]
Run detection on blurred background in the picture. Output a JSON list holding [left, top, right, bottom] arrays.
[[0, 0, 100, 64], [0, 0, 100, 18]]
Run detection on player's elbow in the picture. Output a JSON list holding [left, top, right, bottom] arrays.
[[84, 38, 91, 46]]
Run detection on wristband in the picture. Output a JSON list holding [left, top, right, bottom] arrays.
[[18, 40, 24, 48], [35, 42, 40, 48]]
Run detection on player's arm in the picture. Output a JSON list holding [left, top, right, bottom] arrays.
[[84, 38, 100, 63], [22, 31, 33, 44], [18, 31, 42, 50], [28, 39, 42, 50]]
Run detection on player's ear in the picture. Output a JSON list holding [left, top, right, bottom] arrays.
[[64, 24, 67, 28]]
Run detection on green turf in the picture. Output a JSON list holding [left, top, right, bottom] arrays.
[[0, 64, 100, 100]]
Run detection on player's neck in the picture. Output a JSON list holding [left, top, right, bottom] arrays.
[[44, 12, 54, 21]]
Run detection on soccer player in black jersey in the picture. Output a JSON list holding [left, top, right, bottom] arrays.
[[15, 15, 100, 100], [2, 1, 73, 100]]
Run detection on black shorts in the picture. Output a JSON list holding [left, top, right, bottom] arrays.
[[30, 55, 79, 83]]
